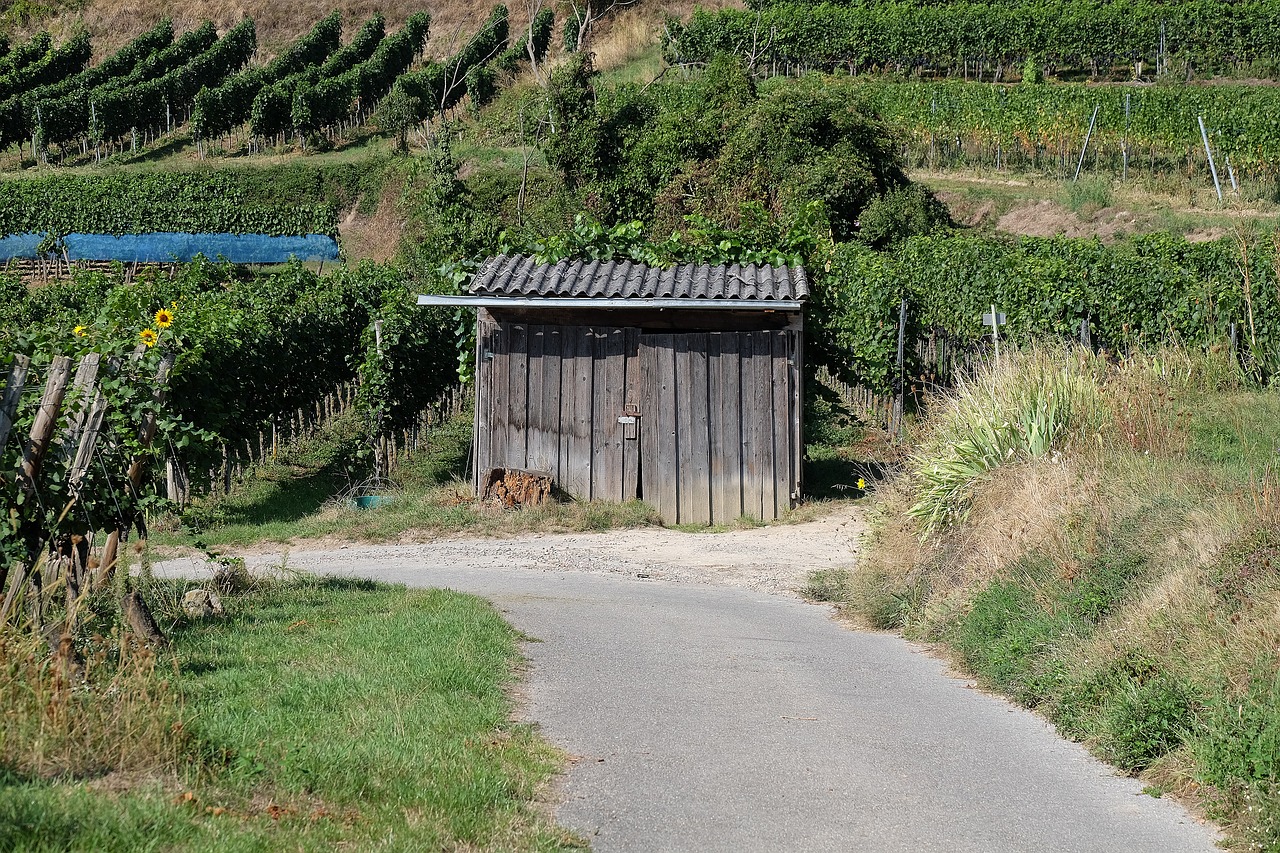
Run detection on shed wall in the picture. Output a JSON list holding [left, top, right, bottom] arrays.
[[475, 316, 802, 524]]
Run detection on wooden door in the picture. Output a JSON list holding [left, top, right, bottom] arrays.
[[639, 331, 796, 525]]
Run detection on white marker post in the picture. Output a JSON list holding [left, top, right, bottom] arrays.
[[982, 305, 1007, 363]]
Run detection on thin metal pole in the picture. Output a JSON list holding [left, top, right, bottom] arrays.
[[1074, 105, 1100, 181], [1122, 93, 1131, 181], [1198, 116, 1223, 202]]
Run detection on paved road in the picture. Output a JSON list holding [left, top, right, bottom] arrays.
[[161, 543, 1219, 853]]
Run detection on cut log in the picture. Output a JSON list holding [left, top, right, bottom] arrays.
[[480, 467, 554, 509], [121, 591, 168, 647]]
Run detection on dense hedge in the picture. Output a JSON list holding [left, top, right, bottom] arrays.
[[817, 233, 1279, 391], [667, 2, 1280, 78], [0, 171, 339, 237], [286, 12, 430, 139], [195, 12, 429, 142]]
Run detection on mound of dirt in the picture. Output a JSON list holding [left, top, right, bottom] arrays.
[[996, 200, 1149, 243]]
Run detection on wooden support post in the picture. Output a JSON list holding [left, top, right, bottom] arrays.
[[0, 354, 31, 457], [95, 353, 174, 589]]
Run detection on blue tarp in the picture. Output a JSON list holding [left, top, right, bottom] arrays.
[[0, 232, 340, 263]]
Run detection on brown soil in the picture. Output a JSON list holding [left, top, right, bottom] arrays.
[[996, 200, 1149, 242]]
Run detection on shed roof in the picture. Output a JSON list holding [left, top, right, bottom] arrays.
[[471, 254, 809, 303]]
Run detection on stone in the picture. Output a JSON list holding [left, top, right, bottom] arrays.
[[182, 588, 225, 618]]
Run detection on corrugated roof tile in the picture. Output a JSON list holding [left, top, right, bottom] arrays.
[[471, 253, 808, 302]]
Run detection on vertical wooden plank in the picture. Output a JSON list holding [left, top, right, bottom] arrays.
[[621, 327, 640, 501], [674, 335, 695, 524], [710, 333, 744, 524], [587, 328, 607, 500], [741, 332, 767, 521], [645, 334, 680, 524], [540, 326, 563, 479], [686, 334, 712, 526], [592, 327, 625, 502], [558, 327, 575, 490], [790, 324, 805, 508], [473, 316, 493, 493], [507, 323, 529, 470], [525, 325, 549, 473], [60, 352, 101, 458], [68, 389, 108, 490], [638, 335, 657, 509], [569, 328, 595, 500], [19, 355, 73, 492], [757, 331, 779, 519], [772, 330, 792, 519], [489, 323, 510, 474]]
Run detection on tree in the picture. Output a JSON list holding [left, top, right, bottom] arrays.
[[374, 86, 420, 152]]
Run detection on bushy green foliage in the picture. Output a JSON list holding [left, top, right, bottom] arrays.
[[21, 20, 254, 150], [496, 7, 554, 74], [0, 32, 51, 79], [815, 232, 1279, 392], [1102, 675, 1198, 771], [814, 77, 1280, 178], [545, 56, 920, 244], [0, 28, 89, 103]]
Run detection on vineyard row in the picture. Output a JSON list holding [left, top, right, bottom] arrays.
[[667, 2, 1280, 81], [820, 78, 1280, 177]]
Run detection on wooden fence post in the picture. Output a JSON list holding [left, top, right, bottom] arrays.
[[3, 355, 73, 623], [0, 354, 31, 458]]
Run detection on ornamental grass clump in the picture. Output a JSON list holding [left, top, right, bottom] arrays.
[[907, 346, 1109, 534]]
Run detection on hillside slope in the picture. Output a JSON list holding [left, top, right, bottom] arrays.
[[1, 0, 738, 60]]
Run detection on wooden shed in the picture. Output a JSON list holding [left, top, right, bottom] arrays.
[[417, 254, 808, 525]]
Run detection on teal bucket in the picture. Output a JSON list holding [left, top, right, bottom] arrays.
[[354, 494, 394, 510]]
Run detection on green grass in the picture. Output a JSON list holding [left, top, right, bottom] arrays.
[[0, 577, 581, 852], [154, 412, 662, 551]]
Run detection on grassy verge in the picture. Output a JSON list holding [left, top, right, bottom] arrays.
[[1, 575, 581, 852], [154, 412, 662, 551], [821, 345, 1280, 850]]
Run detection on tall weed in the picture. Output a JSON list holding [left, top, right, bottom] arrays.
[[0, 629, 187, 780], [907, 347, 1108, 533]]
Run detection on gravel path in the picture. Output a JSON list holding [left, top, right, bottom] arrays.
[[156, 509, 1220, 852]]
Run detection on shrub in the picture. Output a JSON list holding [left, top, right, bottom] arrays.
[[948, 573, 1073, 704], [1101, 674, 1198, 771]]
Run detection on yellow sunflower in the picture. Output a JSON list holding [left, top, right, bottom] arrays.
[[73, 325, 88, 337], [154, 308, 174, 328], [139, 328, 159, 347]]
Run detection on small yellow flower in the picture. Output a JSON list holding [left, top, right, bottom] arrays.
[[73, 325, 87, 337], [857, 477, 867, 490], [139, 328, 158, 347], [154, 308, 174, 328]]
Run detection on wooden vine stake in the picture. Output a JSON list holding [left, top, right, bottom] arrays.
[[95, 352, 175, 589], [2, 356, 73, 625]]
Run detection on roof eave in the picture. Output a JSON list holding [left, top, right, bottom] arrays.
[[416, 295, 806, 311]]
